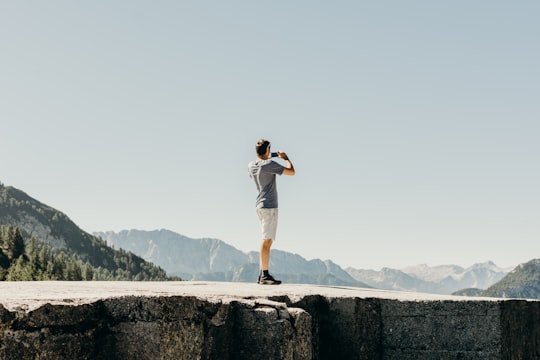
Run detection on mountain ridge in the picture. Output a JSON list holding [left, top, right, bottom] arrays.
[[96, 229, 511, 293], [482, 258, 540, 299], [347, 261, 511, 295], [0, 182, 527, 295], [96, 229, 369, 287], [0, 183, 170, 280]]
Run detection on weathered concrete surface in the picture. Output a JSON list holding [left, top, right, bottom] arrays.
[[0, 281, 539, 359]]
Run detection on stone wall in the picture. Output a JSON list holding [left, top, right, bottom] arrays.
[[0, 282, 539, 359], [0, 297, 311, 360]]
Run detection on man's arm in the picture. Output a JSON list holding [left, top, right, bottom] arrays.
[[278, 152, 295, 176]]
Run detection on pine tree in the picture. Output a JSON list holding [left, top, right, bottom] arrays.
[[6, 256, 32, 281], [52, 252, 67, 280], [82, 262, 94, 281], [4, 227, 25, 260], [66, 259, 82, 281], [0, 249, 9, 269]]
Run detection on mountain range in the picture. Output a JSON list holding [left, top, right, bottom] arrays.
[[2, 181, 539, 299], [95, 229, 368, 287], [347, 261, 511, 295], [96, 229, 512, 294]]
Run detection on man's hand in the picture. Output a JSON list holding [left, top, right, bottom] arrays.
[[277, 151, 289, 161], [278, 151, 295, 176]]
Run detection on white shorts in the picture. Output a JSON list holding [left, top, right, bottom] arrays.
[[256, 208, 278, 240]]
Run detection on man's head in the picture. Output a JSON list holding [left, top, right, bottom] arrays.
[[255, 139, 271, 157]]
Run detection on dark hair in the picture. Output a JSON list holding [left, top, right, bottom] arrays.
[[255, 139, 270, 156]]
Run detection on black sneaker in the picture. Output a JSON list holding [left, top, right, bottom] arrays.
[[258, 273, 282, 285]]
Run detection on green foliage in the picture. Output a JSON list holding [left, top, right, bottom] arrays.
[[0, 226, 24, 260], [0, 225, 178, 281], [0, 185, 180, 281]]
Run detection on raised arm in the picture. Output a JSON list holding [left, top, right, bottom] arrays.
[[278, 151, 295, 176]]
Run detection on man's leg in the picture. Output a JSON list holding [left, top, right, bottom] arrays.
[[256, 208, 281, 285], [260, 238, 273, 272], [258, 238, 281, 285]]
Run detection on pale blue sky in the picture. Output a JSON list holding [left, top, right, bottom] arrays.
[[1, 1, 538, 270]]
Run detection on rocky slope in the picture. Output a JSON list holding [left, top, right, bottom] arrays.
[[482, 259, 540, 299]]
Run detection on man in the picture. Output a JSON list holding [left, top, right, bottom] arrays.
[[248, 139, 295, 285]]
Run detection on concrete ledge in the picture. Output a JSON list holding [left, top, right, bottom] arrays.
[[0, 282, 538, 359]]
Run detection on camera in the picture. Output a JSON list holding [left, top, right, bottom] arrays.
[[271, 152, 279, 158]]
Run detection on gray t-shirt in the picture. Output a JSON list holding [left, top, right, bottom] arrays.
[[248, 159, 285, 209]]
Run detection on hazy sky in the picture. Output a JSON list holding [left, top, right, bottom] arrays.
[[1, 1, 538, 270]]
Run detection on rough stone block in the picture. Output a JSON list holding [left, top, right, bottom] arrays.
[[0, 293, 312, 360], [499, 300, 540, 359], [380, 300, 501, 358]]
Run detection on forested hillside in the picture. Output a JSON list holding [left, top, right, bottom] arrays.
[[0, 225, 172, 280], [0, 183, 175, 281]]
